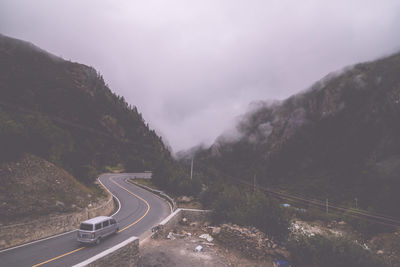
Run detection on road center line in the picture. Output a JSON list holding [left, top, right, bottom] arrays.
[[110, 176, 151, 233], [30, 175, 151, 267], [31, 247, 85, 267]]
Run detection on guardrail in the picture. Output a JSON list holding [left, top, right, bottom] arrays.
[[127, 179, 176, 212]]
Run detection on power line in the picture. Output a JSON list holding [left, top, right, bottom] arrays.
[[234, 176, 400, 227], [195, 161, 400, 227]]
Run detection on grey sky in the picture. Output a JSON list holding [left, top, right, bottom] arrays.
[[1, 0, 400, 152]]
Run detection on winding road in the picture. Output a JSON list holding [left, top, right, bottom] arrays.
[[0, 173, 171, 267]]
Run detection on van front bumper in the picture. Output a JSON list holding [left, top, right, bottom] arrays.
[[77, 237, 96, 244]]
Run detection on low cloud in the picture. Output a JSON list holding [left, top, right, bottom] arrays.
[[1, 0, 400, 152]]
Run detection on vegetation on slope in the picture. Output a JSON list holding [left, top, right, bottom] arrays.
[[0, 34, 172, 184], [188, 52, 400, 220]]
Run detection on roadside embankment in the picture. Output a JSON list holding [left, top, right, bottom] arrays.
[[0, 180, 116, 250]]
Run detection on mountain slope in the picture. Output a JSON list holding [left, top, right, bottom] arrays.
[[194, 52, 400, 217], [0, 154, 99, 224], [0, 33, 171, 183]]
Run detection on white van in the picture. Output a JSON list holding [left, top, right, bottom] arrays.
[[77, 216, 119, 245]]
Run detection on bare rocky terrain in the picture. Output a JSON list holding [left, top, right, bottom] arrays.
[[139, 213, 400, 267], [0, 154, 103, 225], [138, 219, 276, 267]]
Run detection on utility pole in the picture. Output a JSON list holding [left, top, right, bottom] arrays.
[[326, 199, 329, 213], [253, 174, 256, 193], [190, 157, 193, 180], [355, 198, 358, 209]]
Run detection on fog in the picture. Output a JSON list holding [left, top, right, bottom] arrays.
[[1, 0, 400, 152]]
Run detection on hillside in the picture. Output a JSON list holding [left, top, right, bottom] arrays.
[[192, 52, 400, 218], [0, 154, 100, 224], [0, 34, 172, 184]]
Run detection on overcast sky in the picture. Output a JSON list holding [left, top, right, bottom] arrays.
[[1, 1, 400, 152]]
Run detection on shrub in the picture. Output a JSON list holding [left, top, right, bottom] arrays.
[[287, 234, 384, 267], [212, 185, 291, 241]]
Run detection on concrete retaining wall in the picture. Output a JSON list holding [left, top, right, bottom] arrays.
[[73, 236, 139, 267], [0, 192, 115, 250], [152, 208, 211, 238]]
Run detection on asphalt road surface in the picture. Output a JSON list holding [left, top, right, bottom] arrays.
[[0, 173, 171, 267]]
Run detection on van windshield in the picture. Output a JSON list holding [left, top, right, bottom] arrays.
[[80, 223, 93, 231]]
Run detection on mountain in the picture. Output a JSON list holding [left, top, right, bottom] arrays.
[[193, 52, 400, 217], [0, 34, 172, 184]]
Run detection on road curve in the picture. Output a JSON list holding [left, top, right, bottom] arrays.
[[0, 173, 171, 267]]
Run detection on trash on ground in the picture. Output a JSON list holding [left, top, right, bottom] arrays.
[[199, 233, 214, 242], [194, 245, 203, 252], [273, 259, 291, 267], [167, 232, 175, 240]]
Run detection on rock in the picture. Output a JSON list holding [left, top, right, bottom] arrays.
[[203, 221, 211, 227], [211, 226, 221, 235], [194, 245, 203, 252], [338, 221, 346, 225], [180, 217, 189, 225], [217, 224, 288, 260], [55, 201, 65, 207], [377, 250, 384, 255], [175, 233, 185, 239]]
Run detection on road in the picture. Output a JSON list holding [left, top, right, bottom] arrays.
[[0, 173, 171, 267]]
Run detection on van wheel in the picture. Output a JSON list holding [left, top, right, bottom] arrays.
[[95, 237, 101, 245], [115, 227, 119, 234]]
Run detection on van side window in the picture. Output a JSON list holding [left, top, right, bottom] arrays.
[[103, 220, 109, 227], [95, 223, 102, 230], [110, 219, 116, 225]]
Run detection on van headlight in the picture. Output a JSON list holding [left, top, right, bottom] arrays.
[[91, 233, 95, 239]]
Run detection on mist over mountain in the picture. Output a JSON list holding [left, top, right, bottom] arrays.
[[192, 52, 400, 217], [0, 34, 172, 184]]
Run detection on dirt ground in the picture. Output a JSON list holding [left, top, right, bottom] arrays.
[[138, 224, 275, 267]]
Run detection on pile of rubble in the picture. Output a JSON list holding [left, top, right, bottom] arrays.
[[213, 223, 290, 260]]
